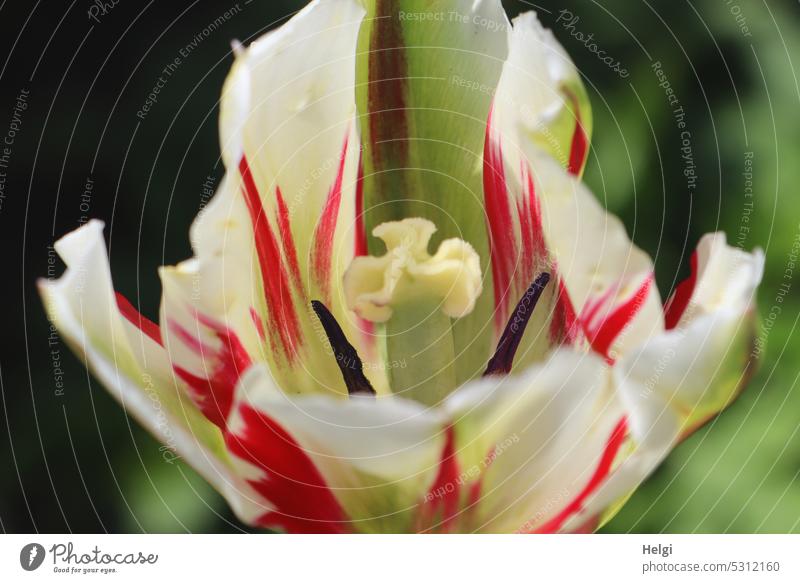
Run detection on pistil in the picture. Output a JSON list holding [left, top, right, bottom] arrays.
[[343, 218, 483, 404]]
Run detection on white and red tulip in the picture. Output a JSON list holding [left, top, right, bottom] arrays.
[[40, 0, 763, 533]]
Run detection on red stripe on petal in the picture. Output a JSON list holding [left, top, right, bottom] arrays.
[[533, 417, 628, 534], [275, 186, 305, 300], [226, 404, 349, 533], [116, 292, 162, 345], [249, 307, 266, 341], [168, 319, 214, 355], [523, 164, 548, 259], [582, 285, 618, 331], [483, 108, 518, 333], [170, 315, 252, 429], [516, 198, 534, 287], [565, 89, 589, 176], [515, 163, 549, 286], [239, 156, 301, 362], [467, 479, 484, 510], [311, 132, 350, 304], [549, 277, 580, 345], [417, 426, 461, 533], [664, 251, 698, 330], [173, 367, 231, 430], [464, 442, 498, 514], [584, 275, 653, 363]]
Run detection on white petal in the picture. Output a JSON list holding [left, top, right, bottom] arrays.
[[444, 350, 624, 532], [492, 11, 586, 171], [531, 151, 665, 360], [219, 0, 363, 270], [228, 364, 445, 531], [39, 221, 246, 510], [571, 245, 763, 528], [202, 0, 379, 392], [621, 307, 759, 430], [668, 232, 764, 328]]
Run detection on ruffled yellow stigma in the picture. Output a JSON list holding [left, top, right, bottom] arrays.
[[344, 218, 482, 323]]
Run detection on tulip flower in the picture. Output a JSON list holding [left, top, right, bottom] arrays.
[[40, 0, 763, 533]]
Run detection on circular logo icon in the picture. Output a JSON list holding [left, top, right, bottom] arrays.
[[20, 543, 46, 571]]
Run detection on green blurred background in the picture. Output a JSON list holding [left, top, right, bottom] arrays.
[[0, 0, 797, 532]]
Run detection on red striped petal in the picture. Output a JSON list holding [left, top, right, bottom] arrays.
[[583, 275, 654, 364], [664, 251, 698, 330], [249, 306, 266, 341], [311, 132, 350, 304], [116, 292, 162, 345], [226, 404, 349, 533], [549, 278, 580, 345], [483, 107, 518, 333], [582, 285, 618, 330], [516, 194, 535, 286], [522, 164, 548, 263], [275, 186, 305, 300], [170, 314, 252, 430], [464, 443, 499, 516], [532, 417, 628, 533], [516, 163, 547, 286], [417, 425, 461, 533], [565, 89, 589, 176], [239, 156, 302, 362]]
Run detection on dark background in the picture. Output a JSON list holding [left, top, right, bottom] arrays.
[[0, 0, 798, 533]]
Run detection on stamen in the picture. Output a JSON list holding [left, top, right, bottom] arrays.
[[484, 272, 551, 376], [311, 301, 376, 397]]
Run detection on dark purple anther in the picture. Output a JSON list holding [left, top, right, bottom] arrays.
[[311, 300, 376, 396], [484, 272, 551, 376]]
